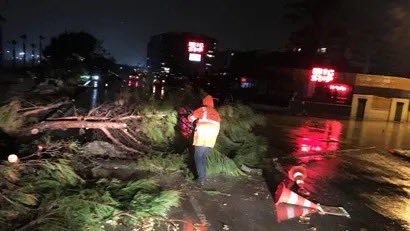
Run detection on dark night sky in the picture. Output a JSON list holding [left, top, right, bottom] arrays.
[[2, 0, 293, 65]]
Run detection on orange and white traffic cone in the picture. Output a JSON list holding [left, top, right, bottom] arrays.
[[275, 204, 317, 223], [288, 166, 310, 196], [274, 182, 323, 212], [288, 166, 307, 187]]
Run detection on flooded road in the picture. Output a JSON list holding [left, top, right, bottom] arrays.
[[262, 114, 410, 230]]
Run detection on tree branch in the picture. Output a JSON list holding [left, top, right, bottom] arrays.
[[100, 128, 144, 155], [30, 121, 127, 134], [21, 101, 70, 117]]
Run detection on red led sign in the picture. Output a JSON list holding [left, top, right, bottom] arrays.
[[310, 67, 335, 83], [188, 41, 204, 53], [329, 84, 350, 92]]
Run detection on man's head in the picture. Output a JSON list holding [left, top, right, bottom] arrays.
[[202, 95, 214, 108]]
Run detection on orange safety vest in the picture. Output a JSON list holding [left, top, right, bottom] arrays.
[[190, 106, 221, 148]]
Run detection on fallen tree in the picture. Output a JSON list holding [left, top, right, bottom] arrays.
[[0, 98, 172, 154]]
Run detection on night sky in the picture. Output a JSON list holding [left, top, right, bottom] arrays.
[[2, 0, 292, 65]]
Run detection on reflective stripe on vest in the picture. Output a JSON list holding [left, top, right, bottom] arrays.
[[197, 118, 220, 125], [198, 107, 219, 125]]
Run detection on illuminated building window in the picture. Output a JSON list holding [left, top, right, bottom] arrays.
[[317, 47, 327, 53], [189, 53, 201, 62]]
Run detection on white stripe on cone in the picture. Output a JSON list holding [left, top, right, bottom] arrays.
[[287, 191, 299, 204], [287, 206, 295, 219], [303, 199, 312, 208], [293, 172, 304, 178]]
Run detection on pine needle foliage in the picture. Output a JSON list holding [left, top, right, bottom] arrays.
[[207, 150, 245, 176], [140, 104, 178, 144], [0, 100, 23, 132], [136, 154, 186, 172], [0, 159, 181, 230], [215, 103, 267, 167]]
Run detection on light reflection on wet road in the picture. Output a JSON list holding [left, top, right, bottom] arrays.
[[262, 114, 410, 230]]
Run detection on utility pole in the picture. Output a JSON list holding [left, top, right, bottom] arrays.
[[20, 34, 27, 68], [39, 35, 44, 63], [31, 43, 36, 67]]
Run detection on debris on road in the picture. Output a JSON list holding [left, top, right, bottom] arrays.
[[204, 190, 231, 197], [389, 149, 410, 159], [240, 164, 263, 175]]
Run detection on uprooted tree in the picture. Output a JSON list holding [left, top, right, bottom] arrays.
[[0, 87, 267, 230], [0, 88, 266, 171]]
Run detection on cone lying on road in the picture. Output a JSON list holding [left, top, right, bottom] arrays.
[[274, 182, 323, 212], [275, 204, 317, 223], [288, 166, 307, 187]]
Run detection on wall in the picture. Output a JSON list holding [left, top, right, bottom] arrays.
[[350, 94, 410, 122], [354, 74, 410, 90]]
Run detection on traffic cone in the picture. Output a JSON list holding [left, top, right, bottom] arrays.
[[288, 166, 307, 186], [274, 182, 322, 211], [275, 204, 317, 223]]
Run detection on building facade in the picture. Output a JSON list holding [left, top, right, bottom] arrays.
[[147, 32, 217, 78], [350, 74, 410, 122]]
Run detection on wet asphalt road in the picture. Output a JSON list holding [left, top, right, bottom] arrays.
[[261, 114, 410, 230]]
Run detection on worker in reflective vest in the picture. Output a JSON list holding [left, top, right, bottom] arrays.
[[189, 95, 221, 185]]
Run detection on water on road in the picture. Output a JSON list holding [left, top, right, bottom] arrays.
[[262, 114, 410, 230]]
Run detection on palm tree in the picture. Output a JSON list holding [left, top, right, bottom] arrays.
[[31, 43, 36, 67], [11, 40, 17, 69], [20, 34, 27, 67]]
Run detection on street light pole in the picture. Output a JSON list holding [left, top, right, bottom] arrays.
[[31, 43, 36, 67], [11, 40, 16, 69], [20, 34, 27, 68], [39, 35, 44, 63]]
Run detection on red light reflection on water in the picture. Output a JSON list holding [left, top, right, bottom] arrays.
[[291, 120, 342, 163]]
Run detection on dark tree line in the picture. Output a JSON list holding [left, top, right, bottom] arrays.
[[43, 31, 117, 77]]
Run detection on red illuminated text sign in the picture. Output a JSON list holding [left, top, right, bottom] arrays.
[[188, 41, 204, 53], [329, 84, 349, 92], [310, 68, 335, 83]]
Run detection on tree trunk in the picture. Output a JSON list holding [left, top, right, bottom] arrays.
[[30, 121, 127, 134]]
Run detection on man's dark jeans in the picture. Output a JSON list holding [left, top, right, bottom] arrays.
[[194, 146, 212, 184]]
